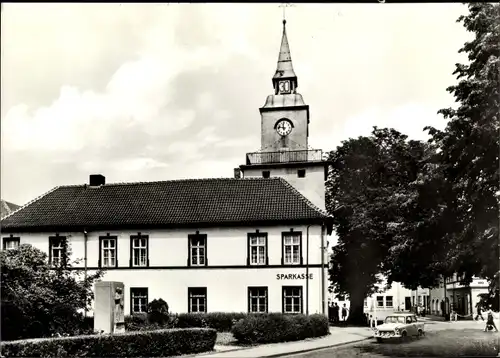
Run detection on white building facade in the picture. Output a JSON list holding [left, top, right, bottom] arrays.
[[2, 219, 330, 316]]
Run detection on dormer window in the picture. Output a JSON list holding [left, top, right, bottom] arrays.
[[262, 171, 271, 179]]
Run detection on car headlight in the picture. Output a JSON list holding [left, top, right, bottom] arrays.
[[395, 328, 400, 335]]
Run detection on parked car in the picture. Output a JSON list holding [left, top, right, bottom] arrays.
[[373, 313, 425, 343]]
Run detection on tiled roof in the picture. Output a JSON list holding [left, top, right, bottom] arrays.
[[1, 178, 331, 232], [1, 200, 21, 219]]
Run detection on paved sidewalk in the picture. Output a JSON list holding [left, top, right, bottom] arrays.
[[190, 327, 374, 358]]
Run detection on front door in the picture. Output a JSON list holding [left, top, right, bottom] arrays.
[[405, 297, 411, 311]]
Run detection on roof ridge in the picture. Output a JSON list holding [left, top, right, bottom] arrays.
[[60, 177, 283, 188], [275, 177, 332, 218], [1, 186, 61, 220]]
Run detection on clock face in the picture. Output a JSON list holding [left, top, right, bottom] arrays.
[[278, 80, 291, 94], [276, 119, 292, 136]]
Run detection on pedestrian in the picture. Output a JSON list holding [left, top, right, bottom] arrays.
[[333, 302, 340, 325], [341, 303, 349, 325], [484, 306, 498, 332], [451, 309, 458, 321], [475, 303, 484, 321]]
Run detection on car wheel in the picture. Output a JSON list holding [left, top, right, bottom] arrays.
[[417, 329, 424, 338], [376, 338, 382, 343], [400, 331, 407, 342]]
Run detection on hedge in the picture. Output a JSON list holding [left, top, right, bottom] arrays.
[[231, 313, 329, 344], [124, 312, 247, 332], [176, 312, 247, 332], [0, 328, 217, 358]]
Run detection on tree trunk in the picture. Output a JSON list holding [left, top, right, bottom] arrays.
[[348, 289, 366, 326]]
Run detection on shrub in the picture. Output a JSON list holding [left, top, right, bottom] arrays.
[[174, 312, 247, 332], [232, 313, 329, 344], [1, 244, 104, 341], [147, 299, 169, 325], [125, 313, 149, 331], [0, 328, 217, 358]]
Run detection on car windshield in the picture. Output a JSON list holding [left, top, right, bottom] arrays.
[[384, 316, 406, 324]]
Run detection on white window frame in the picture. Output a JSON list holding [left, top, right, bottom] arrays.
[[101, 237, 117, 268], [376, 296, 384, 307], [283, 233, 301, 265], [385, 296, 394, 308], [189, 235, 206, 267], [50, 237, 65, 266], [131, 287, 148, 313], [132, 236, 148, 267], [189, 287, 207, 313], [249, 234, 267, 265], [283, 286, 302, 314], [249, 287, 268, 313], [3, 237, 20, 250]]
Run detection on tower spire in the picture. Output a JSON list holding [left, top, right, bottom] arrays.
[[273, 19, 297, 82]]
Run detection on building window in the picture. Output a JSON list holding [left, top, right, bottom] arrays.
[[248, 287, 268, 313], [282, 232, 302, 265], [131, 287, 148, 314], [262, 170, 270, 178], [377, 296, 384, 307], [248, 233, 268, 266], [188, 234, 207, 266], [130, 234, 149, 267], [283, 286, 303, 314], [297, 169, 306, 178], [338, 294, 346, 301], [188, 287, 207, 313], [99, 235, 118, 268], [386, 296, 393, 308], [2, 236, 20, 250], [49, 236, 66, 266]]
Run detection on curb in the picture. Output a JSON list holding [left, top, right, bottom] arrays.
[[256, 337, 372, 358]]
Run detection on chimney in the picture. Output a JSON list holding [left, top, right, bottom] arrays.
[[234, 168, 242, 179], [89, 174, 106, 186]]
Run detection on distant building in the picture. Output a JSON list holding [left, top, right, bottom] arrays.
[[429, 274, 489, 317], [1, 200, 20, 219]]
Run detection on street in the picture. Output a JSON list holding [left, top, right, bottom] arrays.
[[281, 320, 500, 358]]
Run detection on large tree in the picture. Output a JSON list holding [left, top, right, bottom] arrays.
[[326, 127, 427, 323], [1, 244, 103, 340], [425, 2, 500, 283]]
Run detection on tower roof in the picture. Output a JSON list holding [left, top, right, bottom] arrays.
[[273, 20, 297, 80]]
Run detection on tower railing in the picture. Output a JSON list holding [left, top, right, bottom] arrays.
[[245, 149, 323, 165]]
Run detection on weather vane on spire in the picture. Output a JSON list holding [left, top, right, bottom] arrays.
[[279, 3, 295, 23]]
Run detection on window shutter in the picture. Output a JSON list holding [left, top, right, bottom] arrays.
[[204, 235, 208, 267], [115, 238, 118, 267], [187, 236, 191, 267], [98, 237, 102, 268]]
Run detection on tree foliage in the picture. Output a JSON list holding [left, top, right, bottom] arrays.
[[326, 127, 427, 322], [1, 244, 104, 340], [327, 3, 500, 316], [425, 2, 500, 282]]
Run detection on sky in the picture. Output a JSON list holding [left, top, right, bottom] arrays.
[[1, 3, 471, 206]]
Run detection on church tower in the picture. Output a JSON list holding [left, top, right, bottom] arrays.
[[239, 19, 329, 211]]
